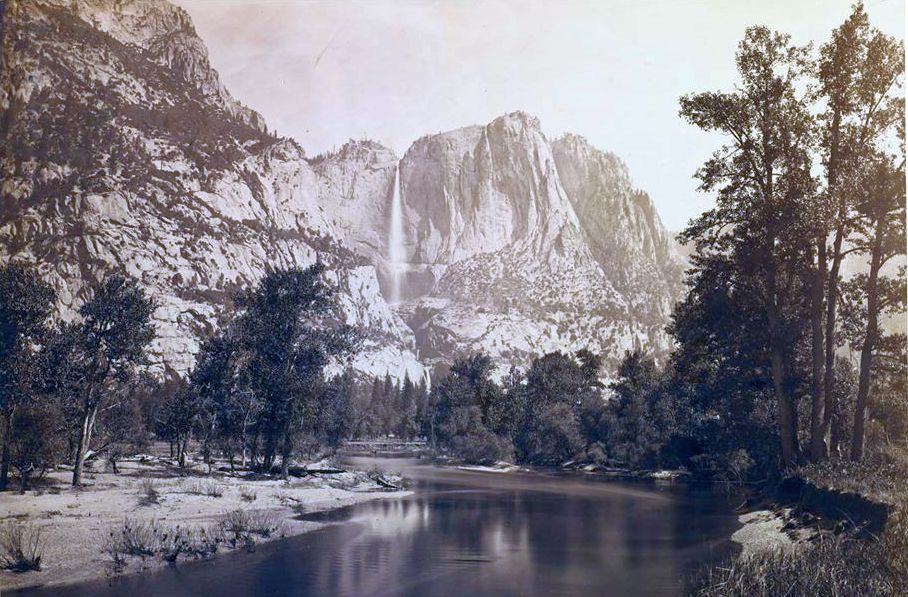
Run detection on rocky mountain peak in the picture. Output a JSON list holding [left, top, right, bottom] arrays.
[[39, 0, 266, 132]]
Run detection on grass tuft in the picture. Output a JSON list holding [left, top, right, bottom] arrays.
[[136, 478, 160, 507], [182, 478, 225, 497], [0, 523, 43, 571]]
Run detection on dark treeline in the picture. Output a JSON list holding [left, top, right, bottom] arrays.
[[0, 261, 364, 491], [346, 373, 429, 441], [673, 4, 905, 476]]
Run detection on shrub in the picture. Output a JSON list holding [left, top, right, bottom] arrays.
[[157, 526, 191, 563], [187, 524, 225, 558], [239, 487, 257, 502], [0, 523, 44, 571], [136, 478, 160, 507], [219, 509, 282, 542], [102, 519, 226, 569], [451, 431, 513, 464], [105, 519, 162, 558]]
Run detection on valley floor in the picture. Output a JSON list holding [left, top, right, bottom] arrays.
[[0, 456, 409, 593]]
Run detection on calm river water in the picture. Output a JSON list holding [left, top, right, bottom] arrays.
[[27, 457, 741, 597]]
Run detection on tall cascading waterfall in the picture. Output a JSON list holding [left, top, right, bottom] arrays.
[[388, 162, 405, 303]]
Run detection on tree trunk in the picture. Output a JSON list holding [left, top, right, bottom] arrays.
[[851, 221, 884, 462], [0, 411, 12, 491], [280, 432, 291, 480], [809, 240, 827, 460], [178, 436, 189, 468], [830, 406, 842, 456], [822, 226, 845, 446], [72, 404, 98, 486], [767, 304, 799, 469], [19, 467, 30, 494], [821, 115, 843, 450], [765, 231, 799, 469]]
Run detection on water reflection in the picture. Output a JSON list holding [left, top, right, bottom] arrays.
[[24, 458, 739, 597]]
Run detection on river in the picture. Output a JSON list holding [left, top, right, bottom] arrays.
[[32, 457, 741, 596]]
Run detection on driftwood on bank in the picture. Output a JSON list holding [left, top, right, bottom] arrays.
[[267, 465, 348, 477], [373, 476, 400, 490]]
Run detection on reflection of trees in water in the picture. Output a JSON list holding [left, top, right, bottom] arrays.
[[300, 477, 738, 596], [57, 467, 738, 597]]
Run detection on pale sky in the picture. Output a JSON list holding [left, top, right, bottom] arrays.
[[177, 0, 904, 230]]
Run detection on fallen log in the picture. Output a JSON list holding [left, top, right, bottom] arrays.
[[374, 476, 400, 490], [266, 465, 348, 477]]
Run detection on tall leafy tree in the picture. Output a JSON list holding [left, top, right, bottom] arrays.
[[70, 276, 154, 485], [679, 27, 815, 468], [848, 151, 906, 461], [191, 331, 243, 469], [810, 3, 905, 459], [515, 351, 597, 465], [0, 264, 55, 491], [235, 263, 357, 478]]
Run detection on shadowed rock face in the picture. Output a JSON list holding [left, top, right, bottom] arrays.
[[1, 0, 683, 381]]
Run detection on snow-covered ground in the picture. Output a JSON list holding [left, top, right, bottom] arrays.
[[0, 457, 409, 592]]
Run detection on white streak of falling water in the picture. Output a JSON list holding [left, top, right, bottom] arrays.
[[388, 163, 405, 303]]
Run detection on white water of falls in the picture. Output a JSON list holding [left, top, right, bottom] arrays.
[[388, 163, 405, 303]]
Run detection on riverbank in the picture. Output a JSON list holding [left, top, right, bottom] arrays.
[[692, 465, 908, 596], [0, 455, 410, 594]]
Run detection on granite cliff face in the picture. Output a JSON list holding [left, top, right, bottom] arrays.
[[391, 113, 683, 375], [0, 0, 422, 380], [1, 0, 684, 381]]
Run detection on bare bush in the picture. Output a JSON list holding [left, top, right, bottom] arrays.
[[186, 524, 225, 558], [239, 487, 257, 502], [0, 523, 44, 571], [136, 478, 160, 507], [102, 518, 228, 569], [105, 519, 162, 558], [182, 479, 225, 497], [219, 509, 283, 543]]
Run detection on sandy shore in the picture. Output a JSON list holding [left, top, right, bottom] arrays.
[[0, 455, 410, 593], [731, 508, 814, 557]]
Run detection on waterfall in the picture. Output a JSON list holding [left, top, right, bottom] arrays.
[[388, 163, 405, 303]]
